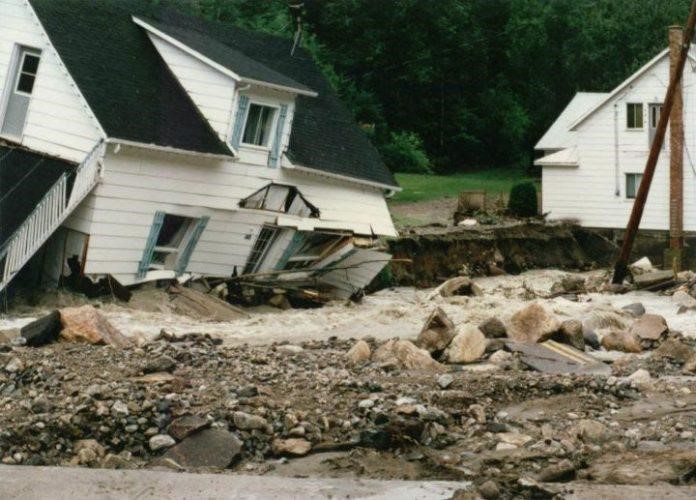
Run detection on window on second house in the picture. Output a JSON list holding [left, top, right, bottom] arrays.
[[242, 103, 276, 146], [14, 51, 41, 95], [626, 103, 643, 129], [626, 173, 643, 199]]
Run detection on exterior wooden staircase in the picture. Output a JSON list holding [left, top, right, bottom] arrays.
[[0, 141, 104, 292]]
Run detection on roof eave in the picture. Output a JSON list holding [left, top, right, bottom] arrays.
[[106, 137, 235, 160], [283, 160, 400, 192]]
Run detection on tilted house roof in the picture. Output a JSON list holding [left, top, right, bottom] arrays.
[[28, 0, 397, 188]]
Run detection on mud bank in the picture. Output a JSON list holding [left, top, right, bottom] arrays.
[[388, 222, 616, 287]]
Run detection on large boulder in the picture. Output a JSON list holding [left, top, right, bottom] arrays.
[[507, 303, 560, 343], [653, 337, 695, 364], [600, 330, 642, 353], [445, 325, 487, 363], [345, 340, 371, 365], [431, 276, 483, 298], [553, 319, 585, 351], [59, 306, 130, 346], [416, 308, 456, 353], [373, 339, 445, 372], [479, 317, 507, 339], [161, 428, 242, 468], [629, 314, 668, 342]]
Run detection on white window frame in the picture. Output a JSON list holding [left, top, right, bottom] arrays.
[[626, 102, 643, 130], [13, 50, 41, 97], [150, 214, 198, 271], [240, 101, 279, 149]]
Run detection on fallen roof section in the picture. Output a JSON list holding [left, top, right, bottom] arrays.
[[0, 144, 76, 248]]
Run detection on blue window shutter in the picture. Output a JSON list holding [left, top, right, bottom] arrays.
[[230, 95, 250, 150], [275, 231, 305, 270], [176, 216, 210, 275], [138, 211, 165, 278], [268, 104, 288, 168]]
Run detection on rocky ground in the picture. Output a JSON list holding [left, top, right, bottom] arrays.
[[1, 268, 696, 499]]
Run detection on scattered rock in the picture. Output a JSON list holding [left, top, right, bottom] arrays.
[[622, 303, 646, 318], [671, 291, 696, 310], [630, 257, 655, 275], [600, 330, 642, 353], [536, 459, 576, 482], [629, 314, 668, 342], [478, 480, 500, 499], [554, 319, 585, 351], [634, 270, 674, 289], [167, 415, 210, 441], [497, 432, 532, 447], [73, 439, 106, 465], [489, 350, 512, 366], [583, 330, 600, 350], [373, 339, 445, 372], [432, 276, 482, 298], [149, 434, 176, 451], [507, 303, 560, 343], [276, 344, 304, 354], [143, 355, 176, 374], [653, 337, 694, 364], [574, 419, 609, 443], [161, 428, 242, 469], [684, 353, 696, 373], [271, 438, 312, 456], [232, 411, 268, 431], [551, 275, 585, 294], [20, 311, 61, 346], [4, 356, 24, 373], [59, 306, 130, 346], [345, 340, 371, 365], [416, 307, 456, 354], [478, 317, 507, 339], [626, 368, 652, 390], [437, 374, 454, 389], [445, 325, 487, 363]]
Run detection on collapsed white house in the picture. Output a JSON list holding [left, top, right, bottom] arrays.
[[0, 0, 399, 299]]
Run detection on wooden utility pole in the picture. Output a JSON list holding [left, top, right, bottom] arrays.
[[612, 0, 696, 284], [669, 26, 685, 255]]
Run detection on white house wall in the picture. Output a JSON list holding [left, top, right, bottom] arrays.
[[0, 0, 102, 162], [542, 54, 696, 231], [76, 146, 396, 284]]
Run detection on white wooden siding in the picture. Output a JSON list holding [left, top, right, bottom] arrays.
[[542, 54, 696, 231], [75, 145, 395, 283], [0, 0, 102, 162], [148, 34, 237, 142]]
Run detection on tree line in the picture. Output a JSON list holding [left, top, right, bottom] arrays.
[[161, 0, 692, 174]]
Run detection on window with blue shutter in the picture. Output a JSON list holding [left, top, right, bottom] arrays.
[[175, 216, 209, 275], [138, 211, 165, 278], [268, 104, 288, 167], [230, 95, 250, 149]]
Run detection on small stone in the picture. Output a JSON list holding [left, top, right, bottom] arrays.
[[4, 357, 24, 373], [468, 404, 486, 423], [437, 374, 454, 389], [149, 434, 176, 451], [232, 411, 268, 431], [111, 400, 129, 416], [143, 355, 176, 374], [74, 439, 105, 465], [271, 438, 311, 456], [497, 432, 532, 447], [373, 339, 445, 372], [478, 480, 500, 499], [276, 344, 304, 354], [625, 368, 652, 390], [358, 399, 375, 409], [168, 415, 210, 441], [489, 350, 512, 365], [622, 303, 646, 317], [495, 442, 517, 451], [574, 419, 608, 443], [345, 340, 371, 365], [478, 317, 507, 339]]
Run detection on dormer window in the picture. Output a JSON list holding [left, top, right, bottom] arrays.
[[242, 103, 276, 146], [15, 52, 41, 95], [1, 46, 41, 138]]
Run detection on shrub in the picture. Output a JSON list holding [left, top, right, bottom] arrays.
[[508, 182, 538, 217], [379, 131, 432, 174]]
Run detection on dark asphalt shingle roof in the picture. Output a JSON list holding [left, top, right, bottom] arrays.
[[138, 18, 314, 95], [28, 0, 397, 188], [0, 144, 76, 248]]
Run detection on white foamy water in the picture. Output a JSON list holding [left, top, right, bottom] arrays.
[[1, 269, 694, 345]]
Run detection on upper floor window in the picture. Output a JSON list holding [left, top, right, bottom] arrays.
[[626, 103, 643, 129], [242, 103, 276, 146], [15, 51, 40, 95]]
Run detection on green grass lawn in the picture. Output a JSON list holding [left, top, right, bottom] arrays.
[[391, 167, 538, 203]]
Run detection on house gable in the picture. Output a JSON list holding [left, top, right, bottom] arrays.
[[0, 0, 104, 162]]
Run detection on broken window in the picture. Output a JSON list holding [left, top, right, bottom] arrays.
[[625, 173, 643, 199], [278, 231, 351, 271], [244, 226, 279, 274], [240, 184, 320, 218], [626, 103, 643, 129], [242, 104, 275, 146], [151, 214, 196, 270]]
